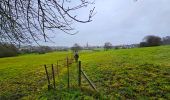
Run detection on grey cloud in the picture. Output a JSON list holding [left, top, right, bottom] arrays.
[[42, 0, 170, 46]]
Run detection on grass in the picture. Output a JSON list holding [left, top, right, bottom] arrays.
[[79, 46, 170, 99], [0, 52, 72, 99], [0, 46, 170, 99]]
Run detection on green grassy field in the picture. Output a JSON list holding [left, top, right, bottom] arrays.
[[0, 46, 170, 99]]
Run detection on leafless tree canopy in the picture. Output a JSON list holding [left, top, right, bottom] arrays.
[[0, 0, 95, 44], [104, 42, 112, 50]]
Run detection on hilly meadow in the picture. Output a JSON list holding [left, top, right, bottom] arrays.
[[1, 0, 170, 100], [0, 45, 170, 99]]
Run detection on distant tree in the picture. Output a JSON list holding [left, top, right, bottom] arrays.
[[139, 42, 148, 47], [19, 46, 53, 54], [0, 43, 19, 58], [162, 36, 170, 45], [71, 43, 82, 52], [141, 35, 161, 47], [104, 42, 112, 50], [19, 48, 32, 54], [37, 46, 53, 54], [114, 46, 119, 50]]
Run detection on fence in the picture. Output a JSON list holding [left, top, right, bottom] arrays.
[[0, 56, 102, 100], [43, 57, 98, 92], [0, 55, 113, 99]]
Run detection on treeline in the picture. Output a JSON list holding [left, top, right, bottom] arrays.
[[0, 43, 56, 58], [19, 46, 54, 54], [162, 36, 170, 45], [70, 35, 170, 52], [140, 35, 170, 47]]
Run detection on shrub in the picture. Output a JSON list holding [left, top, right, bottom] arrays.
[[0, 43, 19, 58]]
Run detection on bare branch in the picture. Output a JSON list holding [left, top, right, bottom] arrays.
[[0, 0, 95, 45]]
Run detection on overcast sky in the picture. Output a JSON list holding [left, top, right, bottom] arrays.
[[42, 0, 170, 47]]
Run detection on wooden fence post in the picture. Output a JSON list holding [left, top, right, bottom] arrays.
[[51, 64, 56, 89], [44, 65, 51, 90], [81, 69, 98, 92], [67, 57, 70, 89], [78, 61, 81, 87]]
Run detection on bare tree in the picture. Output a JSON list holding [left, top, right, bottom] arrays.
[[0, 0, 95, 44], [162, 36, 170, 45], [71, 43, 82, 52], [104, 42, 112, 51]]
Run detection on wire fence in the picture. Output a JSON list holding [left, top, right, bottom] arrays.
[[1, 56, 111, 99], [43, 58, 99, 93]]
